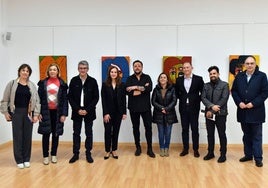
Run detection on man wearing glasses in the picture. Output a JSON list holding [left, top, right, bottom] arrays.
[[231, 55, 268, 167], [68, 60, 99, 163]]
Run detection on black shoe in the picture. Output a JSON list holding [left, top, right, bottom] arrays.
[[180, 150, 189, 157], [69, 154, 79, 163], [255, 161, 263, 167], [239, 156, 253, 162], [111, 151, 119, 159], [217, 155, 226, 163], [135, 146, 142, 156], [104, 152, 110, 160], [194, 150, 200, 158], [86, 155, 94, 163], [147, 149, 156, 158], [203, 153, 215, 160]]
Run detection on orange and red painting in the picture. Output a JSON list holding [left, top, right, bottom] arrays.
[[229, 55, 259, 89], [39, 56, 67, 83], [163, 56, 192, 84]]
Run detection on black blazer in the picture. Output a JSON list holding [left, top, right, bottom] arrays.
[[68, 75, 99, 122], [175, 74, 204, 114], [101, 82, 127, 116]]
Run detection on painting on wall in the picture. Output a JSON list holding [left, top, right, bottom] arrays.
[[102, 56, 130, 83], [163, 56, 192, 84], [39, 56, 68, 83], [229, 55, 260, 89]]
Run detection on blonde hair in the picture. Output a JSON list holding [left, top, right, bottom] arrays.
[[46, 63, 61, 77]]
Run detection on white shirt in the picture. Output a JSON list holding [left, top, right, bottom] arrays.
[[184, 74, 193, 104], [80, 77, 86, 107]]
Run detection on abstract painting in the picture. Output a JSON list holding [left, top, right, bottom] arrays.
[[163, 56, 192, 84], [229, 55, 260, 89], [39, 56, 67, 83], [102, 56, 130, 83]]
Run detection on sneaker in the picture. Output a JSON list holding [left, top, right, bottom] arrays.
[[160, 149, 165, 157], [43, 157, 49, 165], [17, 163, 24, 169], [24, 162, 30, 168], [51, 156, 57, 163]]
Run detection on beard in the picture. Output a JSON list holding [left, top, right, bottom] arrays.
[[134, 70, 141, 75]]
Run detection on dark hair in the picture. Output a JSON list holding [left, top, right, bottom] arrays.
[[208, 66, 219, 73], [244, 55, 256, 63], [133, 60, 143, 67], [46, 63, 61, 77], [18, 64, 32, 77], [157, 72, 171, 87], [105, 65, 122, 87]]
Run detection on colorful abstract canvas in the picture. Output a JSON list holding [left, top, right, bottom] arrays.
[[102, 56, 130, 83], [163, 56, 192, 84], [39, 56, 67, 83], [229, 55, 260, 89]]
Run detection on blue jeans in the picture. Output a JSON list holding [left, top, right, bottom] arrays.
[[157, 124, 173, 149]]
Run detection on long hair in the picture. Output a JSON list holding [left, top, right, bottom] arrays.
[[157, 72, 171, 88], [105, 65, 122, 87], [46, 63, 61, 78]]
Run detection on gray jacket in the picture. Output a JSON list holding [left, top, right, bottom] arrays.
[[201, 79, 229, 116], [0, 79, 40, 116]]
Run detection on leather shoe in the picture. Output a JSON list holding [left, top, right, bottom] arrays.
[[255, 161, 263, 167], [147, 149, 156, 158], [104, 152, 110, 160], [69, 154, 79, 163], [135, 146, 142, 156], [111, 151, 119, 159], [194, 150, 200, 158], [203, 153, 215, 160], [217, 155, 226, 163], [86, 155, 94, 163], [180, 150, 189, 157], [239, 156, 253, 162]]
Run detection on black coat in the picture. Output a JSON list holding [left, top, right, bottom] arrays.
[[101, 82, 126, 116], [175, 74, 204, 114], [68, 75, 99, 123], [152, 84, 178, 125], [231, 68, 268, 123], [37, 78, 68, 135]]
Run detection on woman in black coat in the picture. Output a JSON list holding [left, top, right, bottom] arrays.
[[152, 73, 178, 157], [37, 63, 68, 165], [101, 65, 127, 160]]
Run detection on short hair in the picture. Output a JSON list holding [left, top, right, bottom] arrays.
[[182, 61, 192, 66], [78, 60, 89, 68], [133, 60, 143, 67], [46, 63, 61, 77], [18, 64, 32, 77], [244, 55, 256, 63], [208, 66, 219, 73]]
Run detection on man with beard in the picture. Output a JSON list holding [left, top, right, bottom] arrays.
[[201, 66, 229, 163], [125, 60, 155, 158]]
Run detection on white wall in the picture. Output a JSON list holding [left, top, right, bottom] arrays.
[[1, 0, 268, 145]]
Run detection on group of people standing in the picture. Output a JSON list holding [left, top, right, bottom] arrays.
[[1, 55, 268, 169]]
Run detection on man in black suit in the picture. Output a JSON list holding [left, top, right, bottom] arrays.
[[175, 62, 204, 158], [68, 60, 99, 163]]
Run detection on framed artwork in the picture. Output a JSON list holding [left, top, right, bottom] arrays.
[[163, 56, 192, 84], [39, 56, 67, 83], [229, 55, 260, 89], [102, 56, 130, 83]]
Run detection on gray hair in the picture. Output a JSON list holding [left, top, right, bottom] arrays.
[[78, 60, 89, 68]]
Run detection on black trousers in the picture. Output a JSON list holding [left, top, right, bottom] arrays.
[[12, 108, 33, 164], [205, 115, 227, 155], [42, 110, 59, 157], [72, 119, 93, 157], [104, 113, 122, 152], [180, 108, 199, 151], [129, 110, 152, 149]]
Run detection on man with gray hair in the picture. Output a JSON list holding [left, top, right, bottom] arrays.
[[68, 60, 99, 163]]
